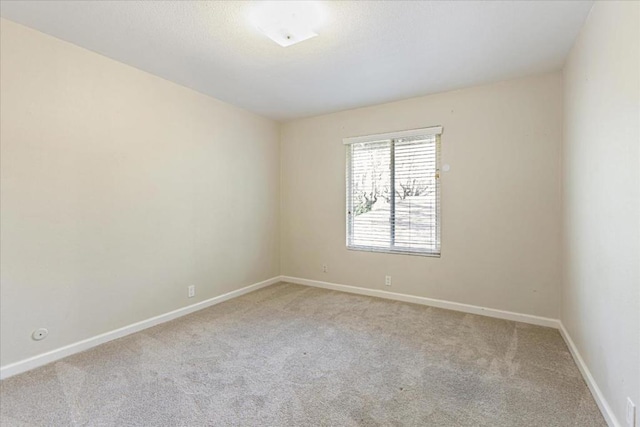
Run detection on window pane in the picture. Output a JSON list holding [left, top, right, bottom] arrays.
[[393, 136, 438, 252], [349, 141, 391, 249]]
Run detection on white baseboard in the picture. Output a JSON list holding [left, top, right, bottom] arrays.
[[281, 276, 560, 328], [0, 276, 281, 380], [558, 322, 621, 427]]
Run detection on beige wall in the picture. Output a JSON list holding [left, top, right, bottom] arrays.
[[0, 19, 280, 366], [562, 2, 640, 425], [281, 73, 563, 318]]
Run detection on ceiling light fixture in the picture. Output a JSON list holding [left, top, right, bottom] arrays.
[[250, 1, 325, 47]]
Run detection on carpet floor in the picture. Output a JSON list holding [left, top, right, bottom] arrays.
[[1, 282, 605, 426]]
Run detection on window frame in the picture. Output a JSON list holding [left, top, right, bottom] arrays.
[[345, 127, 442, 257]]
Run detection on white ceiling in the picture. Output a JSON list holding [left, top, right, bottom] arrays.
[[0, 1, 593, 121]]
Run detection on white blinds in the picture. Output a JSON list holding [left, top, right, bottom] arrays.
[[345, 128, 441, 256]]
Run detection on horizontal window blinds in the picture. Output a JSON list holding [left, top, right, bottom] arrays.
[[346, 128, 441, 256]]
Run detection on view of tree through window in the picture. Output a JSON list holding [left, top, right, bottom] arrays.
[[346, 130, 441, 256]]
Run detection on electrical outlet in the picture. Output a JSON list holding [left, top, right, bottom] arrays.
[[627, 398, 636, 427], [385, 275, 392, 286], [322, 264, 328, 273], [32, 328, 48, 341], [188, 285, 195, 298]]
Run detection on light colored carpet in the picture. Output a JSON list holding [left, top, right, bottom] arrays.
[[1, 282, 605, 426]]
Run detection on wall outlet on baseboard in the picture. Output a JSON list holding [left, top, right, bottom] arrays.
[[627, 397, 636, 427], [322, 264, 328, 273], [188, 285, 195, 298], [385, 275, 392, 286]]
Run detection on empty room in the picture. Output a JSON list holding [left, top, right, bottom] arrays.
[[0, 1, 638, 426]]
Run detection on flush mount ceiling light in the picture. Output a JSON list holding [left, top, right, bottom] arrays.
[[250, 1, 325, 47]]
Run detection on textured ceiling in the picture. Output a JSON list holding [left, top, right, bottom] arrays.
[[0, 1, 593, 121]]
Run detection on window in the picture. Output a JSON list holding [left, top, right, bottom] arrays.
[[345, 127, 442, 256]]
